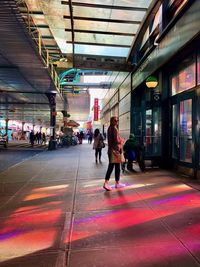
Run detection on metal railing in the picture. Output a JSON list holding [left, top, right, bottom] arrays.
[[16, 0, 63, 97]]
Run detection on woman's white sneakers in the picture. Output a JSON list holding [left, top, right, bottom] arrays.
[[115, 182, 125, 188], [103, 181, 125, 190], [103, 182, 112, 191]]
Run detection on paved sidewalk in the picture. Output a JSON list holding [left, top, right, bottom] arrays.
[[0, 142, 200, 267]]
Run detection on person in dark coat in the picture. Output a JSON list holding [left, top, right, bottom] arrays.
[[30, 130, 35, 147], [123, 133, 145, 172], [93, 128, 104, 163]]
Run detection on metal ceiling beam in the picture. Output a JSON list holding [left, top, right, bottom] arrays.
[[0, 90, 53, 94], [0, 102, 49, 105], [44, 45, 60, 48], [41, 35, 55, 39], [63, 16, 141, 24], [62, 82, 111, 88], [68, 0, 75, 67], [65, 29, 135, 36], [20, 10, 44, 15], [67, 41, 130, 48], [34, 24, 49, 28], [61, 1, 147, 11]]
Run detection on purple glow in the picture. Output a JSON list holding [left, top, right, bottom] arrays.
[[0, 230, 22, 241], [151, 194, 189, 205]]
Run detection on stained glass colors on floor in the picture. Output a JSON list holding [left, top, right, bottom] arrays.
[[0, 143, 200, 267]]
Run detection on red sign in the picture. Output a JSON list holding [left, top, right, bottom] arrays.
[[94, 98, 98, 121]]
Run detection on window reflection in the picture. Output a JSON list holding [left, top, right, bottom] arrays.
[[172, 104, 178, 159], [144, 108, 161, 156], [180, 99, 192, 163], [171, 57, 195, 96], [198, 52, 200, 85]]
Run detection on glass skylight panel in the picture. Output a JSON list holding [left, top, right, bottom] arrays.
[[25, 0, 155, 61], [72, 6, 145, 21], [106, 23, 139, 34], [74, 20, 139, 35], [75, 33, 132, 46], [75, 44, 129, 57], [72, 0, 151, 8]]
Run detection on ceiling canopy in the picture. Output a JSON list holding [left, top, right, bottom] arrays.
[[0, 0, 156, 127], [22, 0, 154, 71]]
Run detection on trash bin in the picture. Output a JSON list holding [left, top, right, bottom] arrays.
[[48, 138, 57, 150]]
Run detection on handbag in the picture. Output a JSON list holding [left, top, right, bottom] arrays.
[[102, 142, 105, 148], [110, 149, 124, 163]]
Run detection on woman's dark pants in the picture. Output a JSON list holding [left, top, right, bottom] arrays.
[[105, 163, 120, 182]]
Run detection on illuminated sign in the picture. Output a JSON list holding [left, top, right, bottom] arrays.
[[94, 98, 98, 121]]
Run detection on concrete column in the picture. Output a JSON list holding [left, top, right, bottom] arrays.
[[50, 105, 56, 139], [22, 121, 25, 134], [5, 119, 9, 135]]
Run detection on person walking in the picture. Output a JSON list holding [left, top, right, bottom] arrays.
[[41, 132, 46, 145], [79, 131, 84, 144], [88, 131, 93, 144], [30, 130, 35, 147], [103, 116, 124, 191], [93, 128, 104, 163]]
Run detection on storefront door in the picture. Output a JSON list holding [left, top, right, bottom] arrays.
[[172, 91, 196, 167], [144, 107, 161, 156]]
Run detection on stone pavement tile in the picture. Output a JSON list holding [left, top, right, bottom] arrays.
[[22, 180, 75, 189], [0, 209, 72, 255], [75, 182, 147, 211], [159, 207, 200, 262], [0, 189, 73, 216], [68, 245, 200, 267], [70, 209, 179, 250], [139, 189, 200, 208], [0, 182, 26, 196], [0, 197, 12, 208], [0, 251, 65, 267], [77, 169, 106, 180], [184, 242, 200, 263], [0, 171, 34, 183], [0, 179, 75, 215], [0, 222, 67, 256]]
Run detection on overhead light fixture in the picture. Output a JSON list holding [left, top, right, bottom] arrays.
[[146, 76, 158, 89], [60, 57, 68, 62]]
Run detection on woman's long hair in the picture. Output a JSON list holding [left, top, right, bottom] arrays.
[[94, 128, 100, 138]]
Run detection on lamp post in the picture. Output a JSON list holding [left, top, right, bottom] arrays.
[[145, 76, 158, 89]]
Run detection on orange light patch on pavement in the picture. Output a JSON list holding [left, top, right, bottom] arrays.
[[0, 228, 57, 262]]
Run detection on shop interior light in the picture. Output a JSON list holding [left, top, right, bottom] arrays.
[[146, 76, 158, 88]]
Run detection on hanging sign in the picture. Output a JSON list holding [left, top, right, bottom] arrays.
[[94, 98, 98, 121]]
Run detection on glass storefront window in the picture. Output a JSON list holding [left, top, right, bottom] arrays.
[[145, 109, 152, 154], [150, 5, 162, 34], [168, 0, 188, 15], [198, 52, 200, 85], [140, 28, 149, 49], [171, 76, 178, 96], [179, 99, 192, 163], [198, 97, 200, 165], [172, 104, 178, 159], [153, 107, 161, 154], [171, 57, 196, 96], [144, 108, 161, 155]]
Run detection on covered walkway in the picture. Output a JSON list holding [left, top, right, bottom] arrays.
[[0, 143, 200, 267]]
